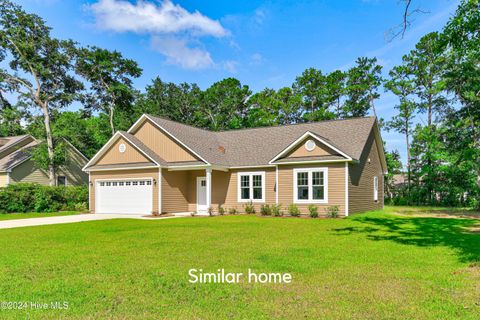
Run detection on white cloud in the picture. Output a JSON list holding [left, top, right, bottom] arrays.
[[151, 36, 214, 70], [250, 53, 263, 65], [90, 0, 228, 37], [222, 60, 238, 73]]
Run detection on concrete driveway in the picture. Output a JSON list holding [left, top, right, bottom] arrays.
[[0, 214, 178, 230]]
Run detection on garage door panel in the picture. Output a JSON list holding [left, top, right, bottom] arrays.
[[96, 179, 153, 215]]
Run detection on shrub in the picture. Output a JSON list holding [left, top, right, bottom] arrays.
[[228, 207, 238, 215], [0, 183, 88, 213], [271, 204, 283, 216], [325, 205, 339, 218], [218, 205, 225, 215], [288, 204, 300, 217], [244, 201, 255, 214], [308, 204, 319, 218], [260, 204, 272, 216]]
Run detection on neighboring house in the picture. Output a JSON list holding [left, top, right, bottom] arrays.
[[0, 135, 89, 187], [84, 114, 386, 216]]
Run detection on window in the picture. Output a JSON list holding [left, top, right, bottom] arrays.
[[237, 172, 265, 202], [294, 168, 328, 203], [373, 176, 379, 201], [57, 176, 67, 186]]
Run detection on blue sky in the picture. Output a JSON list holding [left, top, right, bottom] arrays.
[[19, 0, 460, 164]]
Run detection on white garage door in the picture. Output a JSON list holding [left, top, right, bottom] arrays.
[[96, 179, 153, 215]]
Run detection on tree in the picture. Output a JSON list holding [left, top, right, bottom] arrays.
[[385, 64, 416, 197], [384, 148, 403, 201], [293, 68, 335, 122], [0, 1, 82, 185], [197, 78, 251, 131], [343, 57, 383, 118], [325, 70, 346, 117], [134, 77, 201, 126], [404, 32, 447, 126], [76, 46, 142, 136], [0, 93, 25, 136], [245, 87, 302, 127]]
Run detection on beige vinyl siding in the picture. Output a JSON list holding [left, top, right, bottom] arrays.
[[96, 137, 151, 165], [59, 146, 89, 185], [0, 173, 8, 187], [162, 170, 189, 213], [286, 138, 338, 158], [348, 130, 384, 214], [278, 163, 346, 216], [132, 120, 199, 162], [89, 168, 159, 214]]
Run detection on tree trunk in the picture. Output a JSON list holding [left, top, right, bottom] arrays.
[[41, 102, 56, 186], [406, 127, 411, 204], [109, 105, 115, 136], [371, 97, 377, 118]]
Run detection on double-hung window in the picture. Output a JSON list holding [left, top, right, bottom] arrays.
[[238, 172, 265, 202], [294, 168, 328, 203]]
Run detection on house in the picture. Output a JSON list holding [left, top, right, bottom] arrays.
[[83, 114, 386, 216], [0, 134, 89, 186]]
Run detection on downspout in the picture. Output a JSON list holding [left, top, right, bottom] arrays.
[[275, 165, 279, 205], [158, 168, 162, 214]]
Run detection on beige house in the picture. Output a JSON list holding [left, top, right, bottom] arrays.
[[0, 134, 88, 187], [83, 114, 386, 216]]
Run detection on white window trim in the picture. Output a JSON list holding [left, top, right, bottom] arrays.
[[293, 168, 328, 204], [373, 176, 379, 201], [237, 171, 266, 203]]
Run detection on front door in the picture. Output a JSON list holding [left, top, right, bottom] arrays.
[[196, 177, 207, 213]]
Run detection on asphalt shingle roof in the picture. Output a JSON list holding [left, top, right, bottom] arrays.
[[146, 115, 377, 167]]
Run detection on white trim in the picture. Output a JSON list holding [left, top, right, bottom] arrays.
[[269, 131, 352, 164], [237, 171, 266, 203], [272, 159, 351, 165], [167, 164, 228, 172], [345, 162, 349, 217], [374, 176, 379, 202], [206, 168, 212, 209], [293, 167, 328, 204], [275, 165, 278, 204], [82, 132, 160, 171], [85, 165, 158, 172], [128, 114, 210, 165], [229, 164, 276, 169], [88, 173, 91, 213], [158, 168, 162, 214], [6, 172, 10, 185]]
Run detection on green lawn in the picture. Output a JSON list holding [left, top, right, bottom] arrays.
[[0, 207, 478, 319], [0, 211, 79, 221]]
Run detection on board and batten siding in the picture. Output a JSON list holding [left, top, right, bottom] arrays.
[[277, 163, 346, 216], [132, 120, 199, 163], [96, 137, 151, 166], [348, 130, 384, 213], [89, 168, 159, 214], [285, 137, 338, 158]]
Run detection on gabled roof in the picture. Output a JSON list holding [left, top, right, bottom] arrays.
[[85, 115, 386, 171], [144, 115, 379, 167], [0, 140, 38, 172]]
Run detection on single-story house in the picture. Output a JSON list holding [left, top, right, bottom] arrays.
[[83, 114, 386, 216], [0, 134, 89, 186]]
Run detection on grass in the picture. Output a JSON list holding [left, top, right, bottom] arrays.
[[0, 206, 478, 319], [0, 211, 80, 221]]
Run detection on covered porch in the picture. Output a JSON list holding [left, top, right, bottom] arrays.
[[161, 166, 230, 215]]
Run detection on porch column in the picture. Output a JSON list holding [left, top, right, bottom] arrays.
[[206, 168, 212, 210]]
